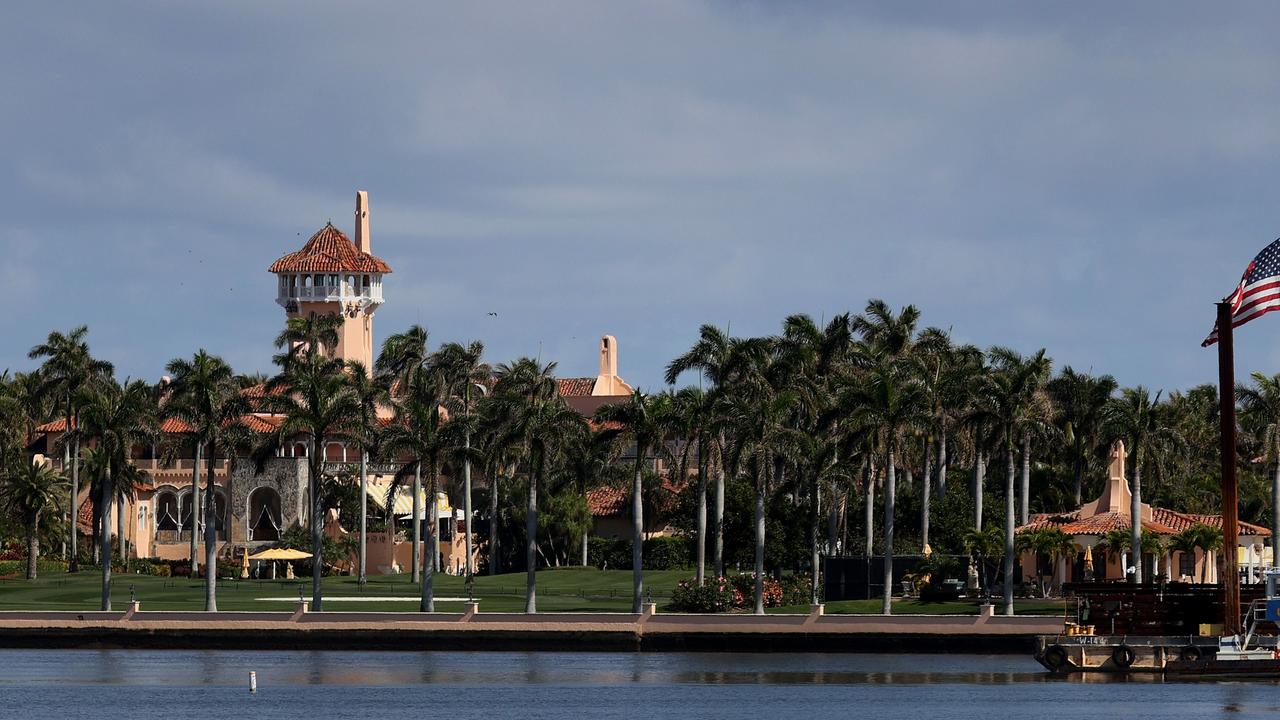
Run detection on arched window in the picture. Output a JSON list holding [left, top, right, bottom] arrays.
[[248, 487, 283, 541], [155, 492, 180, 533], [180, 493, 197, 534]]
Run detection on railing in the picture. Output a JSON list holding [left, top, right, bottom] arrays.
[[276, 286, 384, 304], [321, 461, 402, 476]]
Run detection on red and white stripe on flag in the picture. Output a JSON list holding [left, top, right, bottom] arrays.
[[1203, 238, 1280, 346]]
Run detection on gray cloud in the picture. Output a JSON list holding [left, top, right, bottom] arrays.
[[3, 1, 1280, 392]]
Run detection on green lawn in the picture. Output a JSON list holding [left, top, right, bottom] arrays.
[[0, 568, 1070, 616]]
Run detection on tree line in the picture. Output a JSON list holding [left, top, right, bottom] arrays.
[[2, 299, 1279, 616]]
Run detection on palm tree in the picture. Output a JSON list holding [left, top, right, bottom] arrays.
[[28, 326, 113, 568], [963, 524, 1004, 598], [666, 386, 712, 584], [1194, 523, 1224, 584], [381, 361, 449, 612], [261, 349, 357, 611], [78, 378, 157, 610], [842, 359, 929, 615], [375, 324, 430, 583], [434, 341, 490, 580], [165, 351, 250, 611], [1098, 528, 1132, 579], [1169, 527, 1199, 582], [1, 457, 65, 580], [1238, 372, 1280, 554], [1049, 368, 1118, 506], [1017, 527, 1076, 597], [595, 389, 670, 613], [490, 358, 586, 613], [665, 325, 766, 577], [1106, 386, 1180, 583], [344, 361, 387, 586]]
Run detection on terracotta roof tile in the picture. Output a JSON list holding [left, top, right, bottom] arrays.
[[1017, 507, 1271, 537], [558, 378, 596, 397], [1152, 507, 1271, 536], [268, 223, 392, 274], [587, 485, 627, 517]]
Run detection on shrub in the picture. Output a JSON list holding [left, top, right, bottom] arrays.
[[730, 573, 783, 608], [587, 537, 629, 569], [779, 573, 813, 606], [668, 576, 736, 613], [588, 536, 692, 570]]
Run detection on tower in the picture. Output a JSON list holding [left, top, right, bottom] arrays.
[[267, 190, 392, 369]]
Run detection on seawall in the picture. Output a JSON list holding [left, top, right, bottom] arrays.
[[0, 606, 1062, 653]]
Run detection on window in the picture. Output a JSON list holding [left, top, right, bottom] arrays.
[[1179, 551, 1195, 579]]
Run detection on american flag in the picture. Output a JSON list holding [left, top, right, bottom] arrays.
[[1203, 238, 1280, 346]]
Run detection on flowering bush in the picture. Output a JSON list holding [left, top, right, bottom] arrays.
[[668, 577, 736, 613], [780, 573, 814, 606], [730, 573, 784, 608]]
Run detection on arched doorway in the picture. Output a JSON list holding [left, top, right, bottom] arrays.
[[248, 487, 283, 541]]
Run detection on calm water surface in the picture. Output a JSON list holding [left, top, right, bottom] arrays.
[[2, 650, 1279, 720]]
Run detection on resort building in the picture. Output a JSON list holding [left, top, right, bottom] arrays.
[[1017, 440, 1271, 586], [30, 191, 635, 575]]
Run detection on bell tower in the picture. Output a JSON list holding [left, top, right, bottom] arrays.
[[267, 190, 393, 369]]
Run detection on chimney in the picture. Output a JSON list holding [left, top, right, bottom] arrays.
[[355, 190, 371, 254], [599, 335, 618, 378]]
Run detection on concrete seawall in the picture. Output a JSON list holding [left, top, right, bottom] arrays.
[[0, 606, 1062, 653]]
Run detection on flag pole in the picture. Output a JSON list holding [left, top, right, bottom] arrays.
[[1216, 300, 1241, 635]]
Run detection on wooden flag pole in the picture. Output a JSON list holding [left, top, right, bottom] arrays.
[[1217, 300, 1241, 635]]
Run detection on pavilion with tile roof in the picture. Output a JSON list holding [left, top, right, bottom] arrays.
[[1017, 439, 1270, 585]]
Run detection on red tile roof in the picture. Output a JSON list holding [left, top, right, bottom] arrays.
[[1019, 508, 1271, 537], [268, 223, 392, 274], [558, 378, 596, 397], [587, 485, 627, 517]]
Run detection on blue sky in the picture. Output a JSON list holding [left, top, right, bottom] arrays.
[[3, 2, 1280, 391]]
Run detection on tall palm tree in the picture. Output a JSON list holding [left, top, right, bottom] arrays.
[[344, 360, 387, 586], [375, 324, 430, 583], [1, 457, 65, 580], [1105, 386, 1180, 584], [666, 386, 712, 584], [1238, 371, 1280, 553], [382, 361, 449, 612], [434, 341, 490, 580], [261, 349, 357, 610], [28, 326, 113, 568], [78, 378, 157, 610], [665, 325, 766, 577], [490, 358, 584, 613], [842, 359, 928, 615], [165, 351, 250, 611], [1049, 368, 1118, 506], [595, 389, 671, 613]]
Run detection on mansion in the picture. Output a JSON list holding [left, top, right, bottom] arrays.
[[30, 191, 635, 574]]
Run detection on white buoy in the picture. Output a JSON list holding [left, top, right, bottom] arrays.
[[249, 671, 257, 693]]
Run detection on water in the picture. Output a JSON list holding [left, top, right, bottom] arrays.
[[2, 650, 1280, 719]]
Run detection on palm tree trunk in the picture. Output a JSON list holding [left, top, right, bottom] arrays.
[[581, 531, 588, 567], [1073, 445, 1085, 507], [1130, 461, 1143, 584], [100, 463, 113, 611], [714, 430, 726, 578], [1003, 447, 1015, 616], [69, 408, 79, 568], [827, 490, 839, 555], [204, 443, 218, 611], [633, 450, 645, 614], [489, 470, 500, 576], [882, 448, 896, 616], [117, 490, 126, 563], [810, 472, 820, 606], [525, 449, 540, 613], [974, 450, 985, 530], [464, 430, 474, 578], [864, 461, 874, 557], [310, 435, 323, 611], [1020, 434, 1031, 526], [937, 423, 948, 499], [358, 449, 368, 585], [922, 437, 932, 550], [26, 513, 39, 581], [753, 455, 766, 616], [189, 443, 201, 573], [696, 434, 707, 585], [422, 461, 437, 612], [1272, 461, 1280, 568], [411, 461, 422, 584]]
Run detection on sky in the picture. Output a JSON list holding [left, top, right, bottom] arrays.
[[3, 1, 1280, 392]]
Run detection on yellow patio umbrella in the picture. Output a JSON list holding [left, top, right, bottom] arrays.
[[248, 547, 314, 561], [1083, 545, 1094, 570], [240, 548, 250, 579]]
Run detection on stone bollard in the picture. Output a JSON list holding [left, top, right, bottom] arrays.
[[979, 603, 995, 619], [463, 601, 480, 620], [642, 602, 657, 617], [123, 601, 141, 621], [809, 603, 825, 618], [290, 600, 310, 622]]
